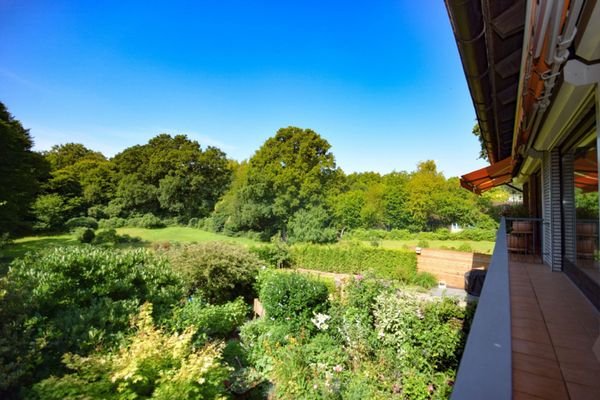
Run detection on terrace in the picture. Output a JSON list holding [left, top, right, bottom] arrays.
[[451, 219, 600, 399]]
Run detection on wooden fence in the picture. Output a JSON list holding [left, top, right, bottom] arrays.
[[417, 248, 491, 288]]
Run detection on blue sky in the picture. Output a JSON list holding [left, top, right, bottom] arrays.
[[0, 0, 487, 177]]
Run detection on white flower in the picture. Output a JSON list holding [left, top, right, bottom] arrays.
[[311, 312, 331, 331]]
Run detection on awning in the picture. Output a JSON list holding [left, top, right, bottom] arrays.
[[460, 157, 514, 194], [574, 148, 598, 193]]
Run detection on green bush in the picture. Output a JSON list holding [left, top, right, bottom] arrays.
[[74, 227, 95, 243], [250, 240, 293, 268], [258, 270, 329, 323], [65, 216, 98, 230], [166, 241, 261, 304], [287, 206, 338, 244], [0, 232, 12, 249], [0, 247, 183, 395], [92, 228, 119, 245], [417, 239, 429, 248], [170, 297, 249, 346], [457, 242, 473, 253], [129, 213, 165, 229], [98, 217, 127, 229], [291, 244, 417, 282], [30, 303, 231, 400], [345, 227, 497, 242]]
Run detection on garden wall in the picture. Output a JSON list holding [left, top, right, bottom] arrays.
[[417, 248, 491, 288]]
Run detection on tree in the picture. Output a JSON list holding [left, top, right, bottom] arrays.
[[112, 134, 232, 219], [43, 143, 105, 170], [224, 127, 338, 238], [0, 102, 49, 234], [472, 123, 488, 161], [287, 206, 337, 244]]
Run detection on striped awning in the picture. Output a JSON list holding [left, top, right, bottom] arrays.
[[460, 157, 514, 194]]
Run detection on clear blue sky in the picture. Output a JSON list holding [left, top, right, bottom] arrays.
[[0, 0, 487, 178]]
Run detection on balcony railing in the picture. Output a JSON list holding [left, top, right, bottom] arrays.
[[451, 218, 511, 399]]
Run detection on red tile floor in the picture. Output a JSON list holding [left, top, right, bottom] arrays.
[[510, 257, 600, 399]]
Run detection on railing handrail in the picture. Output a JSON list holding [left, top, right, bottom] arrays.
[[451, 218, 512, 400]]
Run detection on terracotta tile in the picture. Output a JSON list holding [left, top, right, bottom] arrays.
[[546, 321, 589, 336], [561, 364, 600, 388], [554, 346, 600, 366], [513, 352, 562, 379], [511, 295, 539, 306], [513, 391, 546, 399], [566, 382, 600, 400], [513, 369, 569, 399], [549, 330, 596, 351], [512, 325, 551, 344], [512, 307, 544, 321], [513, 338, 557, 360], [513, 317, 548, 330]]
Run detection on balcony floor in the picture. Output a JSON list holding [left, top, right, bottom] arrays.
[[509, 256, 600, 400]]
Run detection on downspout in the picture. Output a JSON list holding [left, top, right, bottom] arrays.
[[527, 0, 585, 151]]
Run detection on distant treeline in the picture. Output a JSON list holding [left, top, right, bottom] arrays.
[[1, 101, 505, 241]]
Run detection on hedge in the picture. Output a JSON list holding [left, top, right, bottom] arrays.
[[290, 244, 417, 282]]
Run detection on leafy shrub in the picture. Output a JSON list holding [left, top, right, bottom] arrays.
[[92, 228, 119, 245], [98, 217, 127, 229], [65, 216, 99, 230], [166, 242, 261, 303], [411, 272, 438, 288], [258, 270, 329, 323], [291, 244, 417, 282], [346, 228, 497, 242], [187, 217, 199, 228], [129, 213, 165, 229], [0, 232, 12, 249], [0, 247, 183, 395], [416, 239, 429, 248], [86, 205, 107, 220], [30, 303, 231, 400], [373, 292, 465, 371], [250, 240, 293, 268], [287, 206, 338, 244], [457, 242, 473, 253], [74, 227, 95, 243], [170, 297, 249, 346]]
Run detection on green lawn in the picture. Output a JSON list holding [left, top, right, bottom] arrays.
[[357, 239, 495, 254], [115, 227, 259, 246]]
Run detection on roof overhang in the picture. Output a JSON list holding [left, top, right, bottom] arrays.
[[460, 157, 514, 194]]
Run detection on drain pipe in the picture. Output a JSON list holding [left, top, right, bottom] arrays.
[[527, 0, 585, 151]]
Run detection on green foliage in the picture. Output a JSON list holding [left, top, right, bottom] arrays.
[[74, 227, 95, 243], [287, 206, 337, 244], [170, 297, 249, 346], [576, 189, 599, 219], [31, 194, 77, 232], [65, 216, 98, 230], [92, 228, 120, 245], [0, 102, 49, 235], [347, 227, 497, 242], [30, 303, 231, 400], [291, 244, 417, 282], [0, 247, 183, 395], [166, 241, 261, 303], [239, 277, 468, 399], [98, 217, 128, 229], [218, 127, 338, 238], [258, 270, 329, 323], [129, 213, 166, 229], [249, 239, 293, 268]]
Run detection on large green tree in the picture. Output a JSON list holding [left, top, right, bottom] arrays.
[[112, 134, 232, 219], [224, 126, 338, 238], [0, 102, 48, 234]]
